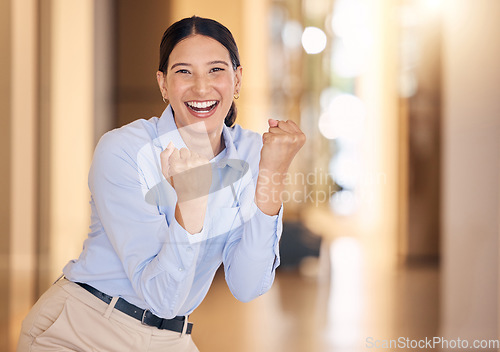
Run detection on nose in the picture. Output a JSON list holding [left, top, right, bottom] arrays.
[[192, 74, 210, 96]]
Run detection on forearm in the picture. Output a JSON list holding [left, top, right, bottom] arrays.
[[224, 205, 282, 302], [99, 203, 203, 317], [225, 252, 276, 302], [175, 196, 208, 234]]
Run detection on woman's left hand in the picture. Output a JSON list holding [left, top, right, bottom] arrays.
[[255, 119, 306, 215], [259, 119, 306, 175]]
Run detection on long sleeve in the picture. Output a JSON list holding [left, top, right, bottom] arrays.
[[88, 131, 203, 318], [222, 177, 283, 302]]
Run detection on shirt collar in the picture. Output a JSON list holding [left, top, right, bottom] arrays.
[[156, 105, 188, 150], [156, 106, 245, 172]]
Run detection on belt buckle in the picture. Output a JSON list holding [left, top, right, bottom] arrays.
[[141, 309, 150, 325]]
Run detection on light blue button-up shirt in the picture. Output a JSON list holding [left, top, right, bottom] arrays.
[[63, 106, 283, 319]]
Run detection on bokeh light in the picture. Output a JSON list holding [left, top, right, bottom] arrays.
[[318, 94, 366, 140], [282, 20, 303, 50], [301, 27, 327, 54], [330, 152, 361, 190], [330, 0, 372, 77], [329, 190, 358, 216]]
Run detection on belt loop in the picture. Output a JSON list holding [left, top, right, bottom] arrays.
[[180, 315, 188, 337], [104, 296, 119, 319]]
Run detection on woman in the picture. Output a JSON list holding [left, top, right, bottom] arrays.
[[18, 16, 305, 351]]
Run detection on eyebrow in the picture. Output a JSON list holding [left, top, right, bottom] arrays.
[[170, 60, 230, 70], [208, 60, 230, 67]]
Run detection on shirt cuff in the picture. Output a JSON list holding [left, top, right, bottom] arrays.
[[241, 202, 283, 262], [156, 216, 203, 279], [253, 202, 283, 224]]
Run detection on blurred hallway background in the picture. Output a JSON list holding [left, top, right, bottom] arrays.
[[1, 0, 499, 351]]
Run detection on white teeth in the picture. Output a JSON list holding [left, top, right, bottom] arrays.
[[187, 101, 217, 109]]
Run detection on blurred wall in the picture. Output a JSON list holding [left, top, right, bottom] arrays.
[[405, 2, 441, 260], [1, 0, 98, 350], [441, 0, 500, 340], [356, 0, 400, 263], [3, 0, 38, 350], [37, 0, 95, 294], [0, 0, 12, 349], [115, 0, 170, 127]]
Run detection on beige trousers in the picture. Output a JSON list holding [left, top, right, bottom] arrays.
[[17, 278, 199, 352]]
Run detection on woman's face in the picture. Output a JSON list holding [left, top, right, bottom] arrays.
[[157, 34, 242, 136]]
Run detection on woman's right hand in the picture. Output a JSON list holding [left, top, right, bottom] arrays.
[[161, 142, 212, 202], [160, 142, 212, 233]]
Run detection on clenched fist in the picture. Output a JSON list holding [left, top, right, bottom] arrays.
[[160, 142, 212, 203], [256, 119, 306, 216], [260, 119, 306, 175]]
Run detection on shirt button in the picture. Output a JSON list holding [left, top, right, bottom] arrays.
[[186, 247, 193, 252], [178, 267, 184, 272]]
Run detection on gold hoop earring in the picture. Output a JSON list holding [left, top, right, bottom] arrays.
[[234, 93, 240, 100]]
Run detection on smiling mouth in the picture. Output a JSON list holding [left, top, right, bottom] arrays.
[[185, 100, 219, 113]]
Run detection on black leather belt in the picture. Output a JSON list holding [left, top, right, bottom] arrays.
[[75, 282, 192, 334]]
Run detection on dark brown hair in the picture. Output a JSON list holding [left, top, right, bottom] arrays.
[[159, 16, 241, 127]]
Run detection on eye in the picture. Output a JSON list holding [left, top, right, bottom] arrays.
[[175, 69, 190, 74], [210, 67, 224, 73]]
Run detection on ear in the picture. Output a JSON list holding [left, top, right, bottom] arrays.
[[156, 71, 168, 100], [234, 66, 243, 95]]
